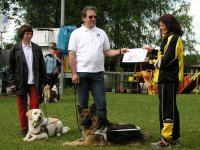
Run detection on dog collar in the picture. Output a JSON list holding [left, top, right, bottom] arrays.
[[29, 124, 48, 135], [33, 120, 43, 128]]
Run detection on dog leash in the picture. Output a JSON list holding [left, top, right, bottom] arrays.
[[43, 98, 51, 129], [41, 95, 50, 125], [43, 99, 48, 118], [74, 84, 82, 136]]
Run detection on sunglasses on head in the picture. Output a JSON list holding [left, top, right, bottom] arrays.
[[88, 15, 97, 19]]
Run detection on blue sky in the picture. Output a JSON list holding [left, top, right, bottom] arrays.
[[187, 0, 200, 51]]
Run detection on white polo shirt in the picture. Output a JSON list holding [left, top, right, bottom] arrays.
[[68, 25, 110, 72]]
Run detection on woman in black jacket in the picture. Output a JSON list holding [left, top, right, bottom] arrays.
[[143, 14, 184, 148], [8, 25, 47, 137]]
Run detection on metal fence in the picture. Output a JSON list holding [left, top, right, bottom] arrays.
[[104, 71, 200, 94], [1, 71, 199, 95], [104, 71, 146, 93]]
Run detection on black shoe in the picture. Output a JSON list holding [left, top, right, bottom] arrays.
[[20, 129, 28, 137]]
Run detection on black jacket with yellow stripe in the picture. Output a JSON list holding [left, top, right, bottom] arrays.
[[149, 34, 184, 83]]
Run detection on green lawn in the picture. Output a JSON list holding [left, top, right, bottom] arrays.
[[0, 89, 199, 150]]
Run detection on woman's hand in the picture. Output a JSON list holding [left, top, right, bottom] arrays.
[[144, 57, 149, 63], [143, 45, 154, 52]]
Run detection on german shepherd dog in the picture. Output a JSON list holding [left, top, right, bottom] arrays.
[[63, 103, 147, 146]]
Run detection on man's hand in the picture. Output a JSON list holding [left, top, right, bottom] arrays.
[[72, 73, 80, 84], [120, 48, 129, 54]]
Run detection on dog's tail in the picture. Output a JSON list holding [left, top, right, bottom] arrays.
[[63, 127, 71, 134]]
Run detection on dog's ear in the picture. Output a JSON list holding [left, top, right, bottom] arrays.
[[78, 105, 83, 114], [26, 110, 32, 120], [90, 103, 97, 114]]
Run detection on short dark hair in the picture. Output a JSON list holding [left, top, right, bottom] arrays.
[[17, 24, 33, 39], [82, 6, 97, 18], [159, 14, 183, 36], [50, 42, 57, 50]]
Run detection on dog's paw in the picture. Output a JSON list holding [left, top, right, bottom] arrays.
[[23, 137, 28, 141], [62, 141, 73, 146], [63, 127, 71, 134], [57, 133, 61, 137], [27, 138, 35, 142]]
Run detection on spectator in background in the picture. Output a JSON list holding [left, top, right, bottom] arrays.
[[50, 42, 62, 62], [45, 42, 61, 100], [1, 65, 8, 96], [8, 24, 47, 137]]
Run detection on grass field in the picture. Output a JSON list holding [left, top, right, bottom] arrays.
[[0, 89, 199, 150]]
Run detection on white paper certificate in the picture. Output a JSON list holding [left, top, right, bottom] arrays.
[[122, 48, 148, 63]]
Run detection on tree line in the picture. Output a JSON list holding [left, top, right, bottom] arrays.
[[1, 0, 199, 71]]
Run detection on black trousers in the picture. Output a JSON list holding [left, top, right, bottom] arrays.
[[158, 82, 180, 141], [47, 73, 59, 88], [47, 73, 60, 100]]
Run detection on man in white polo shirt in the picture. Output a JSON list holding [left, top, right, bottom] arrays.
[[68, 6, 128, 122]]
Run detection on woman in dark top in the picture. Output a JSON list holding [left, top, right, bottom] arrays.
[[8, 24, 47, 137], [143, 14, 184, 148]]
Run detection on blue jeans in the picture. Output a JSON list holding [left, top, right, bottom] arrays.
[[77, 72, 107, 119]]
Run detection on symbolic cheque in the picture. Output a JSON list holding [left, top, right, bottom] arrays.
[[122, 48, 148, 63]]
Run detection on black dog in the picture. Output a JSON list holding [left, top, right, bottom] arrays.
[[49, 84, 58, 103]]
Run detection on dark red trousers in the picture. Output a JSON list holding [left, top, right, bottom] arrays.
[[16, 84, 39, 130]]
